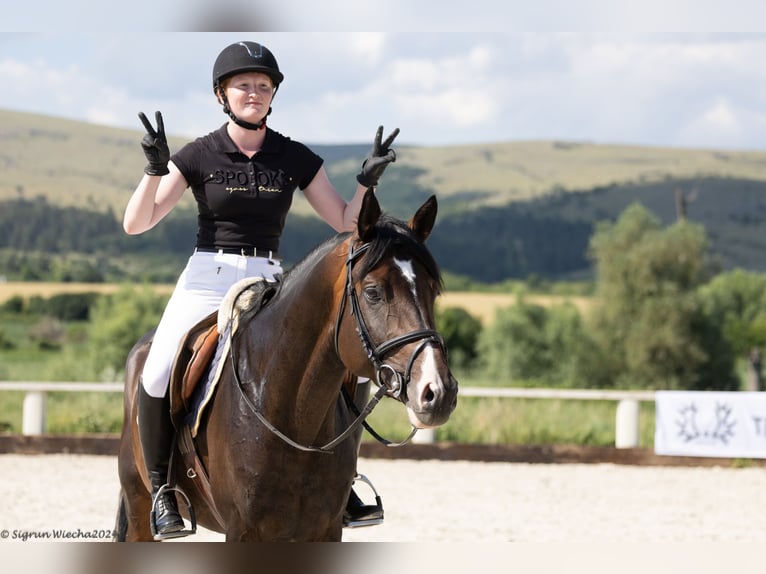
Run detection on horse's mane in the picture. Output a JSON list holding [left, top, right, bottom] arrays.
[[282, 213, 442, 294], [280, 233, 346, 286]]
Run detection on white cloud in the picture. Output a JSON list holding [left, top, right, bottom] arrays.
[[0, 58, 94, 118], [498, 35, 766, 149], [397, 91, 497, 128], [676, 97, 766, 149], [384, 44, 500, 128], [702, 99, 739, 131], [3, 33, 766, 149], [348, 33, 387, 63]]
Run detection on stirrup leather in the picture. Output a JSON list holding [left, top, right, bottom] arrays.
[[343, 474, 384, 528], [149, 483, 198, 540]]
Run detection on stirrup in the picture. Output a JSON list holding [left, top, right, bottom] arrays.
[[149, 483, 197, 540], [343, 474, 384, 529]]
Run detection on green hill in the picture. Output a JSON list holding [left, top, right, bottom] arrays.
[[401, 140, 766, 206], [5, 108, 766, 213], [3, 108, 766, 283]]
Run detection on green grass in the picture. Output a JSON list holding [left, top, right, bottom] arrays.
[[359, 370, 657, 447], [47, 392, 124, 433], [0, 310, 100, 381], [361, 394, 656, 448], [0, 391, 123, 434], [0, 391, 23, 432], [0, 336, 97, 381]]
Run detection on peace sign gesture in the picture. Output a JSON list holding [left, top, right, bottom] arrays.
[[356, 125, 400, 188], [138, 111, 170, 176]]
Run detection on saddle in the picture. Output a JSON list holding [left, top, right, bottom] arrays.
[[168, 276, 277, 429]]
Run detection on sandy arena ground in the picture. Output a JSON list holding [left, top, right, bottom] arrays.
[[0, 454, 765, 543]]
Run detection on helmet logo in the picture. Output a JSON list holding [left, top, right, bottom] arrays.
[[239, 42, 263, 60]]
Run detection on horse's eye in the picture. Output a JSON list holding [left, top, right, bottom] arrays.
[[363, 286, 383, 304]]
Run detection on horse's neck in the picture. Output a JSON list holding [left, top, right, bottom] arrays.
[[275, 265, 345, 379], [233, 256, 347, 436]]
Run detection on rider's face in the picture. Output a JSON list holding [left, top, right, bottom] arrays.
[[220, 72, 275, 120]]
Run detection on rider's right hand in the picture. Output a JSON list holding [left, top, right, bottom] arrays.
[[138, 111, 170, 176]]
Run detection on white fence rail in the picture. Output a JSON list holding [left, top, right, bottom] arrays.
[[0, 382, 654, 448]]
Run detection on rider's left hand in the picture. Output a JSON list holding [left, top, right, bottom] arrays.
[[356, 126, 399, 188]]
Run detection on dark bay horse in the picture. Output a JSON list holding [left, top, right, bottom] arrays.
[[114, 190, 458, 541]]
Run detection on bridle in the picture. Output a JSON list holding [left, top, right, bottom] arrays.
[[230, 235, 445, 454], [333, 239, 445, 402]]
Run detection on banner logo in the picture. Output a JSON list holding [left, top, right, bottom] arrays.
[[655, 391, 766, 458], [675, 402, 737, 445]]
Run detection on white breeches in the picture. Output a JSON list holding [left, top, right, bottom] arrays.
[[141, 250, 282, 398]]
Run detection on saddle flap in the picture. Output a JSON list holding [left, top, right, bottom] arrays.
[[183, 324, 219, 402], [169, 311, 218, 427]]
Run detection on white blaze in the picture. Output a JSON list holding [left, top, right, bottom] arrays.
[[420, 346, 440, 388], [394, 257, 418, 299], [395, 257, 441, 415]]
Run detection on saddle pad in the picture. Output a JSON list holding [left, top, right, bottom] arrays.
[[184, 319, 232, 437], [181, 323, 219, 405], [183, 275, 279, 437]]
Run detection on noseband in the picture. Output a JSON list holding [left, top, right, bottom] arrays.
[[334, 240, 445, 401]]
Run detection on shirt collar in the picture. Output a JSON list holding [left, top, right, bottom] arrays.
[[214, 123, 280, 155]]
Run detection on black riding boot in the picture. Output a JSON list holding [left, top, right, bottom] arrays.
[[137, 383, 185, 537]]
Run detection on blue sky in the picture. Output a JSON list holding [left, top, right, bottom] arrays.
[[3, 3, 766, 149]]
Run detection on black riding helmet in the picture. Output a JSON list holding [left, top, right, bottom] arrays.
[[212, 41, 284, 130]]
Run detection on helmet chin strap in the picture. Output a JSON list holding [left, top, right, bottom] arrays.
[[224, 104, 270, 130]]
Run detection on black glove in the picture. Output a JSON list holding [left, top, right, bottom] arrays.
[[356, 126, 400, 188], [138, 111, 170, 176]]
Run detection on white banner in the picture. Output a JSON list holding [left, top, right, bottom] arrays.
[[655, 391, 766, 458]]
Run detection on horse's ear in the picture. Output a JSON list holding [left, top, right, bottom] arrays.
[[357, 188, 381, 242], [408, 195, 438, 242]]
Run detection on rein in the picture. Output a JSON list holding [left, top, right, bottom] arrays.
[[228, 236, 444, 454]]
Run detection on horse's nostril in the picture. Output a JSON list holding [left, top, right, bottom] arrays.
[[423, 386, 435, 404]]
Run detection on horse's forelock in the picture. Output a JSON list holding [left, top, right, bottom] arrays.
[[358, 216, 442, 292]]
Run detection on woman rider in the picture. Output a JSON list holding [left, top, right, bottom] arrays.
[[123, 40, 398, 538]]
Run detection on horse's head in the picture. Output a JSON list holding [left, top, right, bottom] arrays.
[[337, 189, 458, 429]]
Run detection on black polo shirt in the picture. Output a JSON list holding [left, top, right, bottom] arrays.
[[171, 124, 323, 252]]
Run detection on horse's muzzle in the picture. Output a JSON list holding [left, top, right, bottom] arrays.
[[406, 372, 458, 429]]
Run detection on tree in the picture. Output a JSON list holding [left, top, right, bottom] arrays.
[[698, 269, 766, 355], [478, 298, 551, 383], [477, 295, 605, 387], [698, 269, 766, 391], [543, 302, 611, 388], [588, 202, 736, 390], [88, 285, 168, 378], [435, 306, 482, 370]]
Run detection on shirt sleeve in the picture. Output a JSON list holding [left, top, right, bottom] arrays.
[[170, 140, 203, 186], [290, 141, 324, 190]]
